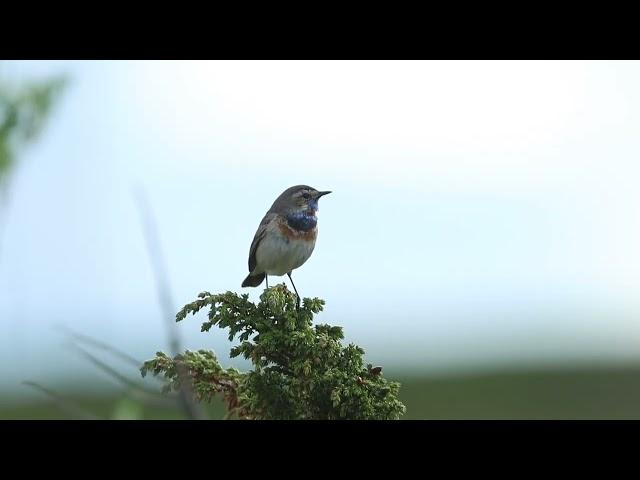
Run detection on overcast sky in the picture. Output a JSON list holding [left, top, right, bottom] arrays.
[[2, 60, 640, 392]]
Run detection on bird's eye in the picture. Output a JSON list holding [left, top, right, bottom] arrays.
[[302, 192, 311, 199]]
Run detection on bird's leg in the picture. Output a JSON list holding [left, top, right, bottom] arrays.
[[265, 275, 269, 289], [287, 272, 301, 309]]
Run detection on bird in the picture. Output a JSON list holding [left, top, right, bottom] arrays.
[[241, 185, 331, 306]]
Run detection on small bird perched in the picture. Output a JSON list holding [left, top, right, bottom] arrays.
[[242, 185, 331, 305]]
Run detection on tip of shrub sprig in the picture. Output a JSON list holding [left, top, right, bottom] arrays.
[[175, 284, 325, 325]]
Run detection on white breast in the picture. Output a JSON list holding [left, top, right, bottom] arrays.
[[255, 231, 316, 276]]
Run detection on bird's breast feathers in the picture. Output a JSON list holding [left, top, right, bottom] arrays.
[[278, 218, 318, 241], [254, 216, 317, 276]]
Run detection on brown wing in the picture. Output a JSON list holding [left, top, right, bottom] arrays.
[[248, 212, 277, 273]]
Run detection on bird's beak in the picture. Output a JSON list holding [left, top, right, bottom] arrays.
[[316, 191, 332, 198]]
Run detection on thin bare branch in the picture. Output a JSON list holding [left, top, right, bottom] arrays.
[[69, 343, 174, 400], [134, 185, 208, 420], [55, 324, 142, 368], [22, 381, 101, 420]]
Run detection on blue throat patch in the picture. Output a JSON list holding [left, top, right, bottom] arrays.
[[287, 211, 317, 231]]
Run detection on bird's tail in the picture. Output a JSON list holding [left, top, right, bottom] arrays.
[[242, 272, 265, 287]]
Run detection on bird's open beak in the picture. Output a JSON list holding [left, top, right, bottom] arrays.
[[316, 191, 332, 198]]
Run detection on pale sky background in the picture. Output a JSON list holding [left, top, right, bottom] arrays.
[[1, 60, 640, 394]]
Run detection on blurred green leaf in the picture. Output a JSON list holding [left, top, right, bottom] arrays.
[[110, 396, 144, 420], [0, 73, 68, 188]]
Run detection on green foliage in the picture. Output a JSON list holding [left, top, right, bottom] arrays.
[[0, 74, 67, 187], [141, 285, 406, 420]]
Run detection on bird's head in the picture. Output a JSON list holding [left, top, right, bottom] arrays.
[[274, 185, 331, 216]]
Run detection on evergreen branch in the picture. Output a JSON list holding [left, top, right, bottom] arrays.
[[143, 286, 406, 420], [141, 350, 250, 419]]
